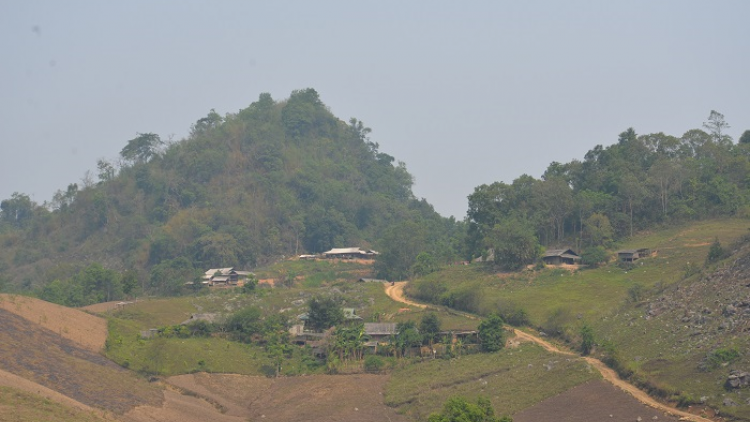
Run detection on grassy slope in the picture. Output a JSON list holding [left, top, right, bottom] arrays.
[[408, 218, 750, 419], [385, 343, 599, 421], [0, 387, 112, 422]]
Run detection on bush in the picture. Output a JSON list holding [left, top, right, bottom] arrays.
[[705, 237, 728, 266], [581, 246, 608, 267], [702, 346, 740, 371], [505, 308, 530, 327], [580, 324, 594, 355], [478, 314, 506, 352], [364, 355, 385, 373], [627, 283, 645, 303]]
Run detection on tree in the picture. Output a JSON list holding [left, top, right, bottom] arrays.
[[581, 246, 608, 267], [478, 314, 506, 352], [584, 213, 613, 247], [580, 323, 595, 355], [375, 220, 428, 281], [703, 110, 731, 144], [395, 320, 422, 357], [307, 296, 344, 331], [411, 252, 438, 278], [225, 306, 263, 343], [120, 132, 163, 164], [484, 217, 540, 271], [0, 192, 34, 228], [97, 159, 116, 183], [739, 130, 750, 145], [428, 396, 510, 422], [419, 312, 441, 346], [705, 237, 726, 265]]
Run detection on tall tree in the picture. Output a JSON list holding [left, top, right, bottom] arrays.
[[703, 110, 731, 144], [120, 132, 163, 164]]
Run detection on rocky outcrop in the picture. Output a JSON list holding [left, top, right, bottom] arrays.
[[725, 370, 750, 389]]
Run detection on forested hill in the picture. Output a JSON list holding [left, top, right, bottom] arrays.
[[0, 89, 459, 299], [466, 112, 750, 270]]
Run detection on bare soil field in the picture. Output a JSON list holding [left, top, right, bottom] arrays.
[[0, 293, 107, 352], [125, 373, 409, 422], [0, 308, 162, 415], [513, 380, 681, 422]]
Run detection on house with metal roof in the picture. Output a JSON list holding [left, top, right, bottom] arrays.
[[617, 248, 650, 262], [202, 267, 254, 286], [541, 248, 581, 265], [322, 247, 379, 259]]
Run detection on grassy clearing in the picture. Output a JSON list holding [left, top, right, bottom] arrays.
[[385, 343, 599, 420], [0, 387, 111, 422]]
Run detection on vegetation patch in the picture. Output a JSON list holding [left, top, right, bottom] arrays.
[[386, 343, 598, 421], [0, 386, 111, 422]]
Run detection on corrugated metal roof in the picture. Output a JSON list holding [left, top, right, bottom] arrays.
[[364, 322, 397, 336], [324, 247, 364, 254], [544, 249, 579, 257]]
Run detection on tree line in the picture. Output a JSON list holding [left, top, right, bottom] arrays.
[[466, 111, 750, 269]]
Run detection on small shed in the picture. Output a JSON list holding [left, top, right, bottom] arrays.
[[617, 248, 650, 262], [542, 248, 581, 265]]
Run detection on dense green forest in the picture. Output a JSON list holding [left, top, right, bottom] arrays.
[[0, 89, 462, 302], [467, 111, 750, 270]]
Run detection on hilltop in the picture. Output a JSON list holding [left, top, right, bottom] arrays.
[[0, 89, 461, 299]]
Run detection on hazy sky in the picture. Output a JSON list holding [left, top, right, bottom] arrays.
[[2, 1, 748, 219]]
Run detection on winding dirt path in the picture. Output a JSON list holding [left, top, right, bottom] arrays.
[[383, 282, 714, 422], [384, 282, 426, 309]]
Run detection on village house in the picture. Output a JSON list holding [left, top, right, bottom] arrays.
[[202, 268, 254, 286], [541, 248, 581, 265], [322, 247, 379, 260], [363, 322, 398, 353], [617, 248, 650, 262]]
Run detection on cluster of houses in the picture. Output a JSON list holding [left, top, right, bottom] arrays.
[[289, 314, 478, 357], [541, 247, 651, 266]]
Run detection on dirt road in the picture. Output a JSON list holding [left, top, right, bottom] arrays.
[[384, 282, 427, 309], [383, 282, 715, 422]]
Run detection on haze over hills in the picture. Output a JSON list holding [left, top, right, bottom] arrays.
[[1, 88, 749, 308], [1, 90, 750, 420]]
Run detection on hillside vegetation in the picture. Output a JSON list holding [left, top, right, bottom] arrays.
[[408, 218, 750, 419], [0, 89, 461, 301]]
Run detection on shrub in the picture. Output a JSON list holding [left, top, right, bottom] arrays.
[[705, 237, 727, 266], [505, 308, 530, 327], [628, 283, 645, 303], [364, 355, 385, 373], [702, 346, 740, 371], [478, 314, 505, 352], [581, 246, 608, 267], [580, 324, 594, 355]]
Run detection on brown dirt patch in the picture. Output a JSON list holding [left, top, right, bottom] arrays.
[[125, 373, 409, 422], [0, 308, 162, 414], [513, 380, 681, 422], [0, 294, 107, 352]]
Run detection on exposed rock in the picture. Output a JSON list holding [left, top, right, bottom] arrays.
[[726, 371, 750, 389], [723, 397, 739, 407]]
